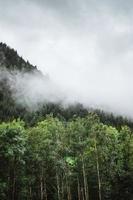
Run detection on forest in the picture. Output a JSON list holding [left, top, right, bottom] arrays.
[[1, 114, 133, 200], [1, 43, 133, 200]]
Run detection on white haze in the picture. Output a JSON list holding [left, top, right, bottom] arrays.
[[0, 69, 64, 109], [0, 0, 133, 117]]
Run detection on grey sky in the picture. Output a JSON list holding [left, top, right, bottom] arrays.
[[0, 0, 133, 117]]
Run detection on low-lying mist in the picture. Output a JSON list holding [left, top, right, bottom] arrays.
[[1, 67, 133, 118], [0, 69, 65, 109]]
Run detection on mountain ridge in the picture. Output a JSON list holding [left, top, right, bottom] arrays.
[[0, 42, 39, 72]]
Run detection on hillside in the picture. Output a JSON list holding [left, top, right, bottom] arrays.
[[0, 43, 42, 122], [0, 42, 133, 130], [0, 42, 37, 71]]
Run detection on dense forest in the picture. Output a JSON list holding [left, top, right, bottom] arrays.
[[1, 115, 133, 200], [0, 43, 133, 199]]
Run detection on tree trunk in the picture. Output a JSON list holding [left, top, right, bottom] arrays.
[[61, 176, 64, 200], [82, 157, 89, 200], [44, 178, 47, 200], [12, 159, 16, 200], [56, 170, 61, 200], [66, 173, 71, 200], [40, 175, 43, 200], [29, 186, 32, 200], [95, 140, 102, 200], [67, 184, 71, 200], [77, 177, 81, 200], [81, 187, 85, 200], [12, 174, 16, 200]]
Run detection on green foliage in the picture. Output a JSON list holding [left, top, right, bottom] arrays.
[[0, 114, 133, 199], [0, 120, 26, 200]]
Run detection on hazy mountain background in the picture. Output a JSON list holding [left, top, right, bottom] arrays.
[[0, 42, 133, 130]]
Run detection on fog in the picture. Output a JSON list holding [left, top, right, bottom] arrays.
[[0, 0, 133, 117]]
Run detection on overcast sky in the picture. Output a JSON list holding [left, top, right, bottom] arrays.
[[0, 0, 133, 117]]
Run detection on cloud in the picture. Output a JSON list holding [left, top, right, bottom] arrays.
[[0, 0, 133, 117], [0, 69, 66, 109]]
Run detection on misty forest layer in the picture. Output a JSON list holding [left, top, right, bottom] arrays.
[[0, 43, 133, 200]]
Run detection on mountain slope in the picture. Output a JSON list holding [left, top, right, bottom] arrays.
[[0, 42, 42, 122], [0, 42, 133, 129], [0, 42, 37, 72]]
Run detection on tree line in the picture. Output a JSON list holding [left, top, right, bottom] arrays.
[[0, 113, 133, 200]]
